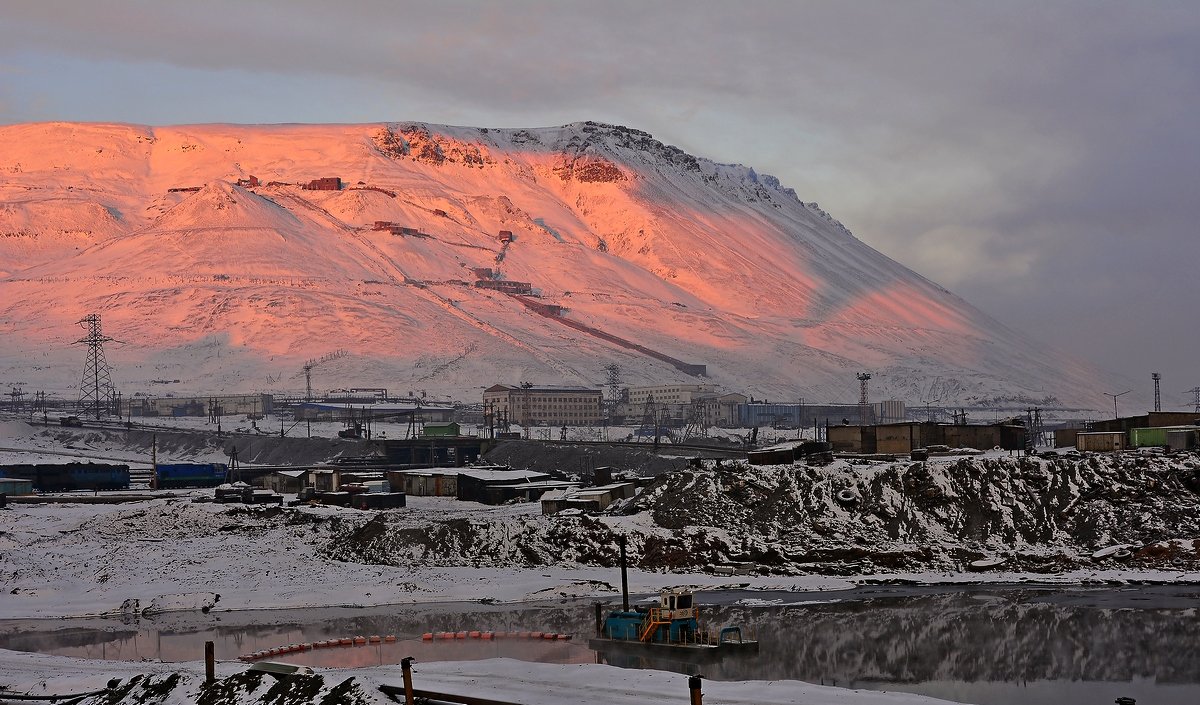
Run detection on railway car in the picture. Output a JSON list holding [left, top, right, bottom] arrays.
[[153, 463, 229, 489], [0, 463, 131, 491]]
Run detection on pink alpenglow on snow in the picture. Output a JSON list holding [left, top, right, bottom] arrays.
[[0, 121, 1105, 408]]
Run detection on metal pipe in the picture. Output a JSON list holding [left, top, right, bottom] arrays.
[[205, 640, 215, 683], [689, 674, 703, 705], [619, 534, 629, 612]]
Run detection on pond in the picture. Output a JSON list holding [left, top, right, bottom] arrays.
[[2, 585, 1198, 705]]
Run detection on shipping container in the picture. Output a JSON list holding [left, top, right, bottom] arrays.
[[1130, 427, 1170, 447], [1076, 432, 1126, 452]]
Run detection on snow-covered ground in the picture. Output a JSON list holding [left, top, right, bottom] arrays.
[[5, 422, 1200, 704], [0, 649, 962, 705]]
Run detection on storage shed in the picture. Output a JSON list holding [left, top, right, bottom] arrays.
[[1076, 432, 1126, 452], [1167, 429, 1198, 451], [387, 468, 460, 497], [260, 470, 306, 494]]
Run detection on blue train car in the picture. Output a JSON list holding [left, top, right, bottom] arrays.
[[153, 463, 228, 489], [0, 463, 130, 492]]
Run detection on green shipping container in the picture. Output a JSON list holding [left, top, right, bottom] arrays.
[[1130, 427, 1170, 447]]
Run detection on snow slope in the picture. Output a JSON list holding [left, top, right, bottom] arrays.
[[0, 121, 1109, 409]]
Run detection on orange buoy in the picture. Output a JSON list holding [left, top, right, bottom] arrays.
[[301, 643, 312, 650], [369, 635, 381, 644], [353, 636, 367, 645], [421, 633, 433, 641], [439, 631, 454, 640], [469, 631, 481, 639], [384, 635, 397, 643], [455, 631, 467, 639], [530, 632, 543, 639], [340, 638, 353, 646], [481, 632, 494, 640], [556, 634, 571, 640]]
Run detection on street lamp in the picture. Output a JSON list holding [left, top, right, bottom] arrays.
[[1102, 390, 1131, 420]]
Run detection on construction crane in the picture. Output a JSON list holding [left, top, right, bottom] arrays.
[[298, 350, 348, 401]]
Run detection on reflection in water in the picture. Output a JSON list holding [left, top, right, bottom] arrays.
[[3, 589, 1200, 705]]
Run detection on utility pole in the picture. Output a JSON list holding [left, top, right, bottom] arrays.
[[1103, 390, 1131, 420], [856, 373, 871, 426], [1152, 373, 1162, 413]]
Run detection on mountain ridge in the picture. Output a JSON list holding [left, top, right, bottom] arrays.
[[0, 120, 1107, 410]]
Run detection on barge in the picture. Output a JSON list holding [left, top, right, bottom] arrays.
[[588, 537, 759, 657]]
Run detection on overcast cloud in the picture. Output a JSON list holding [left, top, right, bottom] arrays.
[[2, 0, 1197, 407]]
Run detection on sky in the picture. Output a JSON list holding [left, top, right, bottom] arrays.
[[1, 0, 1197, 409]]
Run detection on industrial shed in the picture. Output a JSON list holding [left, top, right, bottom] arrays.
[[540, 482, 636, 515], [456, 468, 554, 505], [260, 470, 306, 494]]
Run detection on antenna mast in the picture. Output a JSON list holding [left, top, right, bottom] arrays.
[[1152, 372, 1162, 413], [74, 314, 116, 420]]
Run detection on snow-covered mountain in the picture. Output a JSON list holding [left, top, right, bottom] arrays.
[[0, 120, 1106, 408]]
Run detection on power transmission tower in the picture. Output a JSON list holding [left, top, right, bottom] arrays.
[[1152, 372, 1162, 412], [74, 314, 117, 420], [604, 363, 622, 424], [857, 373, 872, 426], [7, 385, 25, 413], [1024, 407, 1044, 453], [1185, 387, 1200, 414], [520, 381, 533, 439]]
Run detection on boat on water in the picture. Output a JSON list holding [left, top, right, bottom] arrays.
[[588, 587, 759, 656], [588, 536, 759, 657]]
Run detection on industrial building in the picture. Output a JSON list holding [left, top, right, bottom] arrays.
[[125, 394, 273, 418], [619, 385, 745, 427], [295, 401, 454, 423], [738, 400, 906, 428], [483, 384, 603, 426], [827, 420, 1026, 454]]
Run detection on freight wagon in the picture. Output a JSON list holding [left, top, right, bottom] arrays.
[[0, 463, 131, 491], [153, 463, 228, 489]]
